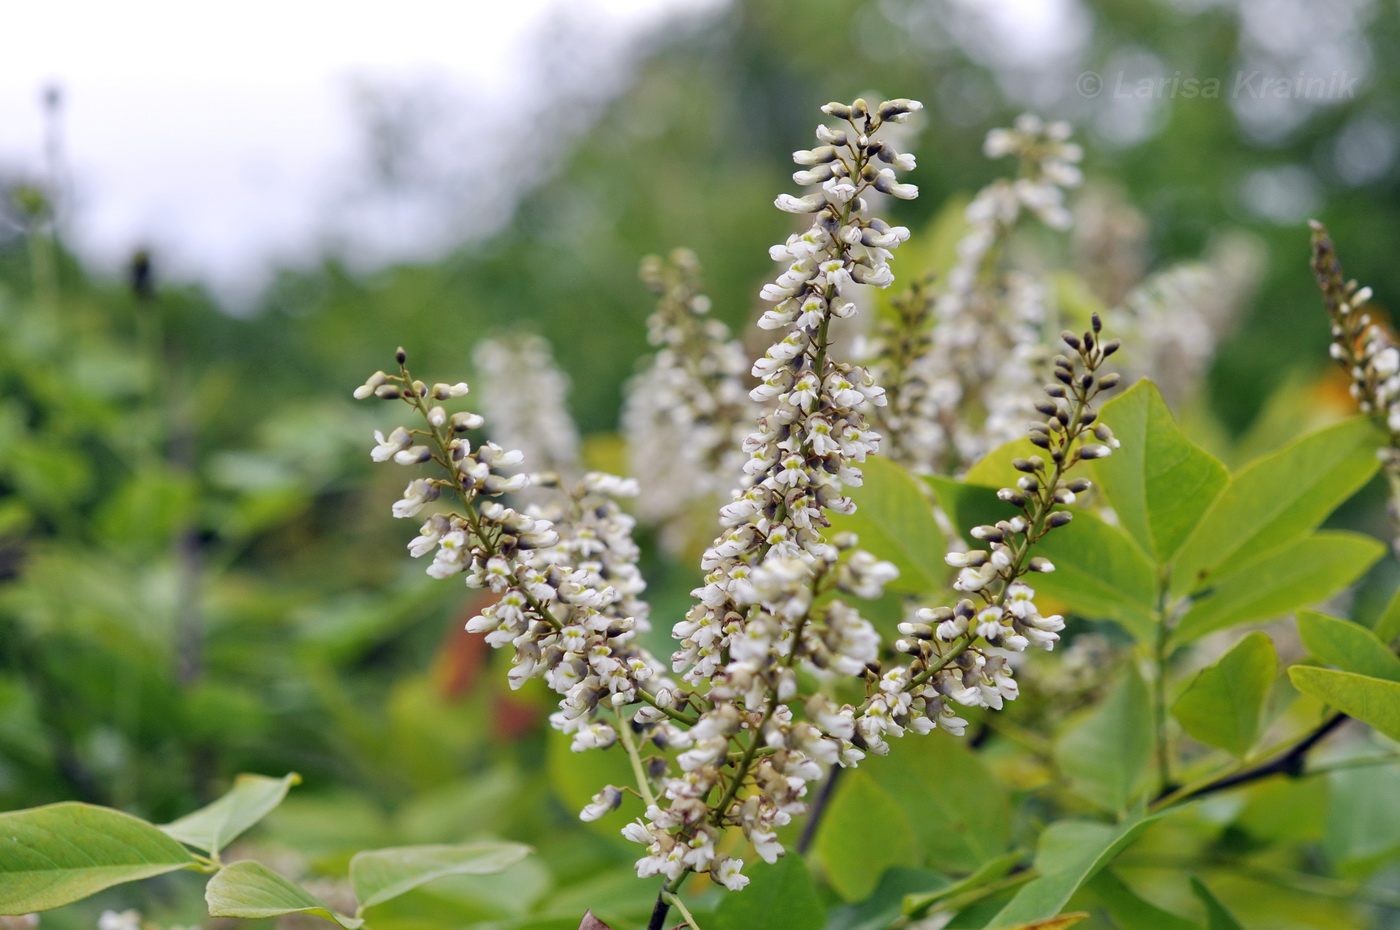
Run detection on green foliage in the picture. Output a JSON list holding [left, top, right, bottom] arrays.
[[1168, 418, 1381, 600], [711, 857, 826, 930], [160, 772, 301, 856], [814, 772, 919, 902], [986, 815, 1161, 929], [206, 861, 363, 928], [349, 843, 534, 914], [830, 457, 946, 594], [1054, 667, 1153, 813], [1172, 532, 1385, 643], [1297, 610, 1400, 682], [1288, 667, 1400, 742], [0, 804, 198, 914], [1189, 876, 1245, 930], [1087, 870, 1201, 930], [1171, 632, 1276, 757], [862, 733, 1012, 874], [1093, 381, 1229, 565]]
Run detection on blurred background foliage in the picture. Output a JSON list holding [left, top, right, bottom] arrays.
[[3, 0, 1400, 927]]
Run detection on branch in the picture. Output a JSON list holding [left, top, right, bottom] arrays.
[[1154, 712, 1348, 807]]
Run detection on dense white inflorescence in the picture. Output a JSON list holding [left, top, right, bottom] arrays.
[[472, 332, 581, 481], [868, 114, 1083, 476], [622, 250, 752, 552], [357, 99, 1122, 903]]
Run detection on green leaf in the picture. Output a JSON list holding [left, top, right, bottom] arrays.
[[964, 437, 1043, 488], [1170, 417, 1381, 598], [0, 802, 199, 914], [1324, 762, 1400, 869], [160, 772, 301, 856], [1173, 532, 1384, 644], [904, 852, 1020, 918], [1171, 632, 1276, 757], [205, 860, 363, 928], [863, 734, 1011, 872], [349, 842, 533, 914], [1088, 870, 1202, 930], [830, 457, 945, 594], [1289, 667, 1400, 741], [1054, 666, 1153, 812], [927, 476, 1158, 640], [826, 867, 945, 930], [1031, 510, 1159, 641], [1092, 381, 1229, 564], [711, 856, 825, 930], [1296, 610, 1400, 682], [984, 815, 1160, 929], [1372, 585, 1400, 645], [814, 771, 919, 902], [1189, 876, 1245, 930], [926, 474, 1013, 538]]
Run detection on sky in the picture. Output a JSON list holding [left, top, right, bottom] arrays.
[[0, 0, 722, 300]]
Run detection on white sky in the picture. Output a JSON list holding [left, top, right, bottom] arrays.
[[0, 0, 720, 298]]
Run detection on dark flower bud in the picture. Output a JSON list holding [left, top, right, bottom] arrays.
[[395, 346, 408, 365], [1047, 511, 1073, 528]]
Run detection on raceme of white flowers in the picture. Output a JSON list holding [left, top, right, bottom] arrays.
[[622, 250, 752, 550], [1311, 221, 1400, 555], [866, 113, 1084, 477], [355, 99, 1121, 898], [472, 331, 581, 481]]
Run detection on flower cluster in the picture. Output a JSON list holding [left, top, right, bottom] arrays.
[[472, 331, 581, 480], [355, 352, 669, 756], [633, 95, 921, 887], [1310, 220, 1400, 554], [866, 114, 1083, 476], [359, 100, 1125, 922], [622, 250, 751, 551], [855, 319, 1120, 756]]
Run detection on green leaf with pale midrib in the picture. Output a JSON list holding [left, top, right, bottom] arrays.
[[1289, 666, 1400, 742], [0, 803, 199, 914], [349, 842, 533, 913], [1170, 417, 1381, 599], [1297, 610, 1400, 682], [1093, 380, 1229, 565], [160, 772, 300, 856], [984, 815, 1160, 928], [205, 860, 362, 928], [1173, 532, 1385, 644]]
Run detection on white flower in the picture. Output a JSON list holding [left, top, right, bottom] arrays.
[[712, 856, 750, 891]]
